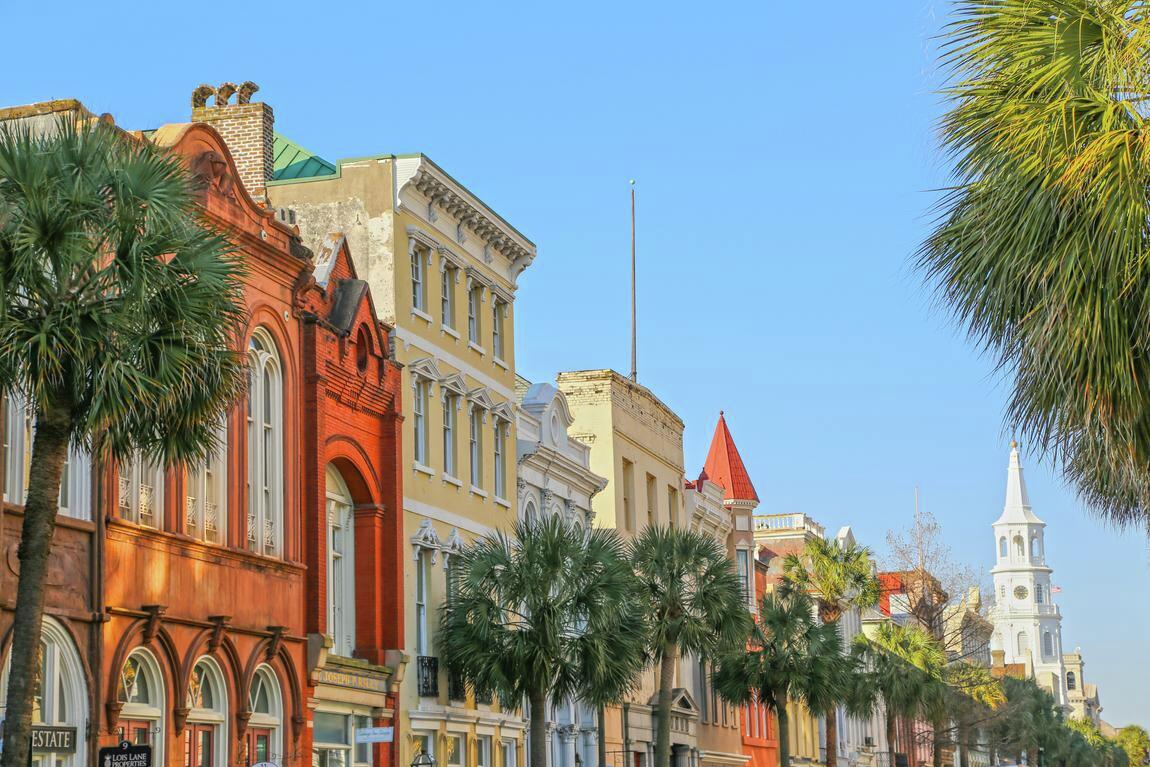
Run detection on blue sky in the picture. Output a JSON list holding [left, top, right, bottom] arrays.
[[4, 0, 1147, 729]]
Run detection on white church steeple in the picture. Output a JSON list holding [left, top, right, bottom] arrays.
[[989, 442, 1068, 706]]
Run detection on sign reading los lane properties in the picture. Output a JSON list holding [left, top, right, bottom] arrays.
[[99, 741, 151, 767]]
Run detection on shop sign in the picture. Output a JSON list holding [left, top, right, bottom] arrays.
[[355, 727, 393, 744], [31, 727, 76, 754], [316, 667, 388, 694], [99, 741, 151, 767]]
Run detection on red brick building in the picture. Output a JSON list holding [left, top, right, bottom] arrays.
[[0, 97, 405, 767]]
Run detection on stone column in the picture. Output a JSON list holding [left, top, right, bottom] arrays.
[[560, 726, 579, 767], [582, 728, 599, 767]]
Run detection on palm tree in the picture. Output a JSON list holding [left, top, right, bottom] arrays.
[[782, 536, 879, 767], [919, 0, 1150, 528], [440, 515, 647, 767], [941, 662, 1005, 767], [853, 622, 946, 767], [0, 117, 246, 767], [712, 586, 848, 767], [630, 525, 750, 767]]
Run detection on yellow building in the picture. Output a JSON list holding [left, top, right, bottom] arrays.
[[555, 370, 698, 767], [269, 141, 535, 767]]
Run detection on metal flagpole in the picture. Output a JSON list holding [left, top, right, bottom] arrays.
[[630, 179, 637, 382]]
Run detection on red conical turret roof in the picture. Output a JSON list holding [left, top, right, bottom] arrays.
[[702, 411, 759, 502]]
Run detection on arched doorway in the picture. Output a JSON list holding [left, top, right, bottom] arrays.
[[186, 657, 228, 767]]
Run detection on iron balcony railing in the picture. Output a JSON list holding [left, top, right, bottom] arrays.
[[417, 655, 439, 698], [448, 669, 467, 702]]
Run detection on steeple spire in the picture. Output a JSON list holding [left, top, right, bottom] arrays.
[[702, 412, 758, 503], [995, 441, 1043, 525]]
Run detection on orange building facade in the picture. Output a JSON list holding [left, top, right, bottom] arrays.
[[0, 99, 405, 767]]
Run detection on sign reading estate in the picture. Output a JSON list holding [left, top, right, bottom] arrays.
[[31, 727, 76, 754], [99, 741, 151, 767]]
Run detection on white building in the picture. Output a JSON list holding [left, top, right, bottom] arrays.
[[988, 443, 1067, 706], [516, 378, 608, 767]]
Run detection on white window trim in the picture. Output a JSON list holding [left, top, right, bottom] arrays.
[[119, 456, 165, 529], [327, 468, 357, 658], [442, 392, 459, 479], [186, 416, 228, 544], [118, 649, 166, 761], [412, 376, 431, 467], [247, 329, 284, 558], [248, 666, 284, 766], [469, 405, 484, 490], [187, 657, 229, 767]]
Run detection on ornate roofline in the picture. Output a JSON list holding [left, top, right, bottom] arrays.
[[397, 156, 536, 275]]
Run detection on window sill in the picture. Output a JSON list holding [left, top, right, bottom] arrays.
[[469, 485, 488, 499], [492, 356, 508, 370], [468, 341, 486, 356], [442, 473, 463, 488], [493, 496, 511, 509], [413, 462, 435, 477], [441, 324, 460, 339], [411, 307, 433, 324]]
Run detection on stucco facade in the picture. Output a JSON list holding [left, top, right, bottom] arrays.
[[268, 126, 534, 767]]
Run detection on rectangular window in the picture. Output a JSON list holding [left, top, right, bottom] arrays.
[[3, 392, 91, 520], [470, 407, 483, 488], [645, 473, 657, 529], [314, 712, 351, 767], [119, 456, 165, 529], [442, 265, 456, 328], [493, 421, 506, 499], [186, 416, 228, 544], [621, 459, 635, 531], [667, 486, 679, 528], [500, 741, 516, 767], [411, 244, 427, 312], [443, 395, 457, 476], [737, 549, 750, 601], [413, 379, 429, 465], [415, 551, 430, 655], [448, 735, 466, 767], [354, 715, 373, 767], [468, 285, 482, 344], [491, 299, 505, 359], [477, 736, 491, 767]]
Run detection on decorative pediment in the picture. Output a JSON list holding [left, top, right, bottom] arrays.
[[440, 373, 469, 399], [466, 387, 496, 412], [647, 688, 698, 714], [410, 519, 442, 563], [408, 357, 444, 383], [491, 401, 515, 423], [441, 528, 466, 568]]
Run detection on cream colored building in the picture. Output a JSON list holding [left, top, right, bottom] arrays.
[[555, 370, 698, 767], [268, 138, 534, 767], [1062, 650, 1102, 725]]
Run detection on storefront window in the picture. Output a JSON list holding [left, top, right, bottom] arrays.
[[313, 712, 350, 767], [354, 716, 373, 767]]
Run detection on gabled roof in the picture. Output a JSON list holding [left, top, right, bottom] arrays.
[[702, 412, 758, 503], [272, 133, 336, 181]]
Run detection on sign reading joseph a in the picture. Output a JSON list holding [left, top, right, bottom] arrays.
[[99, 741, 151, 767]]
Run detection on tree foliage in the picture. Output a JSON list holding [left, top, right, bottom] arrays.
[[921, 0, 1150, 529], [0, 116, 247, 767]]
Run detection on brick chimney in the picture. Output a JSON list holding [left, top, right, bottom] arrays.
[[191, 81, 273, 203]]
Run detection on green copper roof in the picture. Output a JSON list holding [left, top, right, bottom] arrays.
[[273, 133, 337, 181]]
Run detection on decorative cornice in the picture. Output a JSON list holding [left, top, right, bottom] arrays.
[[406, 164, 535, 273]]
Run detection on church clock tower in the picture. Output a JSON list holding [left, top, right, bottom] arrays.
[[988, 442, 1067, 705]]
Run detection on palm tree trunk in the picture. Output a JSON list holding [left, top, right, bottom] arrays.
[[654, 643, 678, 767], [529, 688, 549, 767], [777, 701, 791, 767], [825, 704, 837, 767], [932, 712, 944, 767], [886, 711, 897, 767], [0, 400, 71, 767]]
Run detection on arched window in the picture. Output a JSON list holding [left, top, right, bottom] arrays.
[[326, 466, 356, 657], [1031, 536, 1041, 558], [186, 658, 228, 767], [523, 499, 538, 526], [1067, 672, 1077, 691], [999, 537, 1007, 558], [247, 329, 283, 557], [1013, 535, 1025, 558], [1017, 631, 1030, 656], [0, 617, 89, 767], [117, 649, 165, 755], [247, 667, 283, 766], [1042, 632, 1054, 658], [355, 326, 371, 374], [186, 415, 228, 544]]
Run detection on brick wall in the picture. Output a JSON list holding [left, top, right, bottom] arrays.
[[192, 102, 274, 203]]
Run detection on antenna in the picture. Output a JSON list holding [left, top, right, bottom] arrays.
[[630, 179, 637, 382]]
